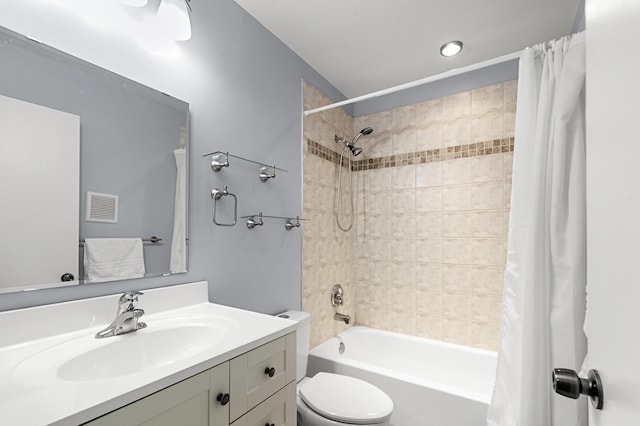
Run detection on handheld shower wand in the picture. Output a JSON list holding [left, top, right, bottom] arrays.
[[335, 127, 374, 232]]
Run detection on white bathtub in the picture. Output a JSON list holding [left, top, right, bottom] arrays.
[[307, 326, 497, 426]]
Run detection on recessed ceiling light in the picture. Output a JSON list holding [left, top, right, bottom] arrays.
[[440, 41, 463, 57]]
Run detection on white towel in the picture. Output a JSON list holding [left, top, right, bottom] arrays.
[[83, 238, 145, 283]]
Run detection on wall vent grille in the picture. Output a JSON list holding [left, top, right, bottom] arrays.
[[85, 191, 118, 223]]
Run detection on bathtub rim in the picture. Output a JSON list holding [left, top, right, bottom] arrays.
[[309, 325, 498, 405]]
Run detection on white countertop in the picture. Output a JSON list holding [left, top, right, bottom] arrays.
[[0, 281, 297, 426]]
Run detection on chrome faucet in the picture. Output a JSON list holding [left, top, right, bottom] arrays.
[[334, 312, 351, 325], [95, 291, 147, 339]]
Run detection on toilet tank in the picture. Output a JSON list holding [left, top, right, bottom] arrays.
[[277, 310, 310, 382]]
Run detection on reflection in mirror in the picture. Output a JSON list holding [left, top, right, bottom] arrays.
[[0, 26, 189, 294]]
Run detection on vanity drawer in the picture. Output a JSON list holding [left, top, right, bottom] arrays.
[[231, 381, 296, 426], [229, 332, 296, 422]]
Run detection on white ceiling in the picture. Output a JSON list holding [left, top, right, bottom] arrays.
[[233, 0, 581, 98]]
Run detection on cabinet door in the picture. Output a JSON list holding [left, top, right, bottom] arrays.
[[232, 382, 296, 426], [84, 370, 211, 426], [229, 333, 296, 422], [209, 361, 230, 425]]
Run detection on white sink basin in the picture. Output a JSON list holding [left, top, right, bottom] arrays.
[[12, 314, 236, 384], [0, 281, 298, 426]]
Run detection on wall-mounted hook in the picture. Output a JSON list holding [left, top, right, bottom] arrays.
[[246, 212, 264, 229], [259, 165, 277, 182], [285, 216, 301, 231]]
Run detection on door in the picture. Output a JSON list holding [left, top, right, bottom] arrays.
[[585, 0, 640, 424], [0, 94, 79, 291]]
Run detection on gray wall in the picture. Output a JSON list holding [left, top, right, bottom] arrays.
[[0, 0, 344, 313]]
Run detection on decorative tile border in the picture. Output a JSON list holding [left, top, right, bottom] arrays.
[[306, 137, 514, 171]]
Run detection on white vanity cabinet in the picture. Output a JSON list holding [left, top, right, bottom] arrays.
[[83, 332, 296, 426]]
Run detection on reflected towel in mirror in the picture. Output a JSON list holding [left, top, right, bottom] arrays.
[[83, 238, 145, 283]]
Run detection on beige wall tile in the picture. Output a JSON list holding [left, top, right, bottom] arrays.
[[443, 91, 471, 121], [470, 294, 502, 323], [368, 168, 393, 191], [393, 165, 417, 189], [416, 314, 443, 340], [442, 185, 471, 211], [417, 123, 443, 150], [443, 292, 471, 321], [416, 212, 443, 238], [442, 118, 471, 147], [504, 79, 518, 112], [470, 182, 504, 210], [471, 83, 504, 116], [392, 127, 417, 154], [416, 288, 444, 315], [416, 162, 442, 188], [416, 262, 443, 290], [470, 322, 500, 350], [504, 152, 514, 181], [392, 262, 416, 287], [471, 111, 504, 143], [442, 264, 472, 292], [470, 238, 507, 266], [416, 98, 443, 126], [471, 154, 504, 182], [442, 158, 471, 185], [366, 132, 392, 157], [392, 238, 416, 262], [392, 105, 417, 130], [416, 238, 443, 263], [442, 211, 472, 238], [368, 214, 393, 239], [416, 187, 443, 212], [392, 213, 416, 238], [470, 210, 504, 238], [442, 238, 472, 264], [471, 265, 504, 295], [392, 189, 416, 214]]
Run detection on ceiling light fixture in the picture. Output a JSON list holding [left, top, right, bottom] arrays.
[[156, 0, 192, 41], [440, 41, 463, 57]]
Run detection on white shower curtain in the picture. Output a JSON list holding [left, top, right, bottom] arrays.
[[170, 148, 187, 274], [488, 32, 587, 426]]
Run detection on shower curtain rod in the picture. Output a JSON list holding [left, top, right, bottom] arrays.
[[304, 50, 522, 116]]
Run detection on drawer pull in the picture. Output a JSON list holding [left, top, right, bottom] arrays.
[[264, 423, 275, 426], [216, 392, 230, 406], [264, 367, 276, 378]]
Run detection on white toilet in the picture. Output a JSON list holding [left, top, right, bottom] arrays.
[[278, 311, 393, 426]]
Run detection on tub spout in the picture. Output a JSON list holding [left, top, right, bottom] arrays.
[[334, 312, 351, 324]]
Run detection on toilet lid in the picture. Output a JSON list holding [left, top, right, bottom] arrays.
[[299, 372, 393, 424]]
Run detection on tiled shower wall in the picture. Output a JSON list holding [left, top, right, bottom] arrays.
[[302, 82, 356, 348], [302, 80, 516, 351]]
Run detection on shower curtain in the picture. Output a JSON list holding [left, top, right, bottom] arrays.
[[170, 148, 187, 274], [488, 32, 587, 426]]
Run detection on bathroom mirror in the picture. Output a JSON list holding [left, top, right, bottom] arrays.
[[0, 26, 189, 294]]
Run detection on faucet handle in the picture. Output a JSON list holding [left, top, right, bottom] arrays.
[[119, 291, 143, 308]]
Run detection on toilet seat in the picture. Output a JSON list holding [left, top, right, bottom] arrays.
[[299, 373, 393, 425]]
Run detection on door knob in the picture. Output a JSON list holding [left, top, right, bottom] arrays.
[[552, 368, 603, 410]]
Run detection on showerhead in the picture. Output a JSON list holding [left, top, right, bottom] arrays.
[[350, 146, 363, 156], [351, 127, 374, 146]]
